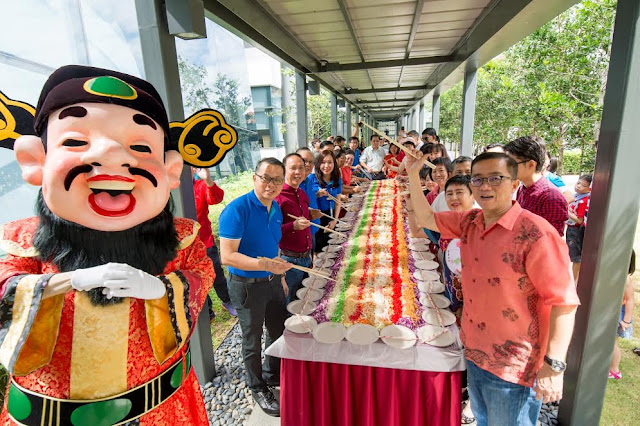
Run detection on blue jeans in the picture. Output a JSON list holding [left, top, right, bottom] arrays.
[[466, 360, 543, 426], [281, 254, 312, 305]]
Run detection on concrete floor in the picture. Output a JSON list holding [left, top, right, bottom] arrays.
[[245, 388, 280, 426]]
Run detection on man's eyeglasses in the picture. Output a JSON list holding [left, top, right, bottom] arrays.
[[470, 176, 512, 187], [303, 160, 313, 165], [255, 174, 284, 185]]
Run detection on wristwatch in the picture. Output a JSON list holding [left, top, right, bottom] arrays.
[[544, 356, 567, 373]]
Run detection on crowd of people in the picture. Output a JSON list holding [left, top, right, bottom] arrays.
[[200, 124, 634, 425]]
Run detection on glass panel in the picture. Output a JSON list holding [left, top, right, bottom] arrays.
[[0, 0, 144, 235]]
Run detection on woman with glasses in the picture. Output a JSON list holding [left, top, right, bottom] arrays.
[[309, 150, 343, 253]]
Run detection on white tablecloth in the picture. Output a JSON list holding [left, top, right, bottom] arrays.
[[265, 325, 466, 372]]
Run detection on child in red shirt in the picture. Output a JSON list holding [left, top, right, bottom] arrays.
[[566, 174, 592, 281]]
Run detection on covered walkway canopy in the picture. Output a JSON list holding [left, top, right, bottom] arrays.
[[134, 0, 640, 424], [205, 0, 579, 154]]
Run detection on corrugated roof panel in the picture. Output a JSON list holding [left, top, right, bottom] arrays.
[[418, 8, 485, 24], [267, 0, 339, 14]]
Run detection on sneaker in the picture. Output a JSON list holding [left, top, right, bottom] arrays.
[[608, 370, 622, 379], [252, 389, 280, 417], [222, 301, 237, 317]]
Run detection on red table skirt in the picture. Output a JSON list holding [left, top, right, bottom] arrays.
[[280, 359, 462, 426]]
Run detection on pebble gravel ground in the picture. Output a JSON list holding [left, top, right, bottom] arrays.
[[201, 324, 253, 426], [538, 402, 559, 426]]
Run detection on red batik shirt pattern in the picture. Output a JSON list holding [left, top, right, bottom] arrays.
[[435, 202, 579, 387]]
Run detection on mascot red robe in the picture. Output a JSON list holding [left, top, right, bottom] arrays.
[[0, 65, 237, 425]]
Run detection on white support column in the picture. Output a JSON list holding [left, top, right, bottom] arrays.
[[295, 69, 308, 146], [330, 93, 338, 137], [432, 94, 440, 133], [460, 68, 477, 157]]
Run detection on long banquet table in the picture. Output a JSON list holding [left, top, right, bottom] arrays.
[[265, 326, 465, 426]]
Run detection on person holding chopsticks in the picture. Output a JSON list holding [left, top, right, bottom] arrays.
[[309, 150, 344, 253], [275, 153, 314, 305], [219, 157, 293, 417]]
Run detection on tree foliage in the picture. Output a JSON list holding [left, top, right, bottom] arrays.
[[308, 88, 332, 140], [439, 0, 616, 173]]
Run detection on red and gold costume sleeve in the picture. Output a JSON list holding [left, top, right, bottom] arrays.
[[0, 218, 64, 376], [145, 218, 214, 364]]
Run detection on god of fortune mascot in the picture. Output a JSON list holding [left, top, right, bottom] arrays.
[[0, 65, 237, 425]]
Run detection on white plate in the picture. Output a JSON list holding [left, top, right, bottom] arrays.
[[287, 299, 317, 315], [413, 259, 440, 270], [422, 308, 456, 326], [345, 323, 379, 345], [316, 251, 338, 260], [380, 324, 417, 349], [413, 270, 441, 282], [313, 257, 335, 268], [417, 325, 456, 347], [322, 245, 342, 253], [284, 315, 317, 334], [417, 280, 445, 294], [302, 277, 328, 289], [412, 251, 436, 261], [312, 322, 346, 344], [419, 293, 451, 309], [296, 287, 324, 302], [409, 243, 430, 251], [409, 237, 430, 245]]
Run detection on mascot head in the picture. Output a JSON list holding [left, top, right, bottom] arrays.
[[3, 65, 237, 232], [14, 65, 182, 232]]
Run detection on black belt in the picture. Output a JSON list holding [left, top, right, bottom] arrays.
[[7, 348, 191, 426], [230, 273, 275, 283], [280, 249, 311, 258]]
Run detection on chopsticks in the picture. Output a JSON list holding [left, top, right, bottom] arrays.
[[258, 257, 336, 282], [356, 121, 436, 170], [287, 214, 347, 237]]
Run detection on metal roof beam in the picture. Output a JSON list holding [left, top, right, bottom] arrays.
[[352, 97, 420, 104], [314, 55, 451, 73], [343, 85, 430, 95], [335, 0, 378, 101]]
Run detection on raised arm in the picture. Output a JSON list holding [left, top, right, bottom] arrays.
[[405, 150, 439, 232]]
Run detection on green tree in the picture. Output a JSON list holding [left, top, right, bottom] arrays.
[[438, 0, 615, 173], [308, 88, 332, 140], [178, 56, 213, 114], [211, 73, 252, 127]]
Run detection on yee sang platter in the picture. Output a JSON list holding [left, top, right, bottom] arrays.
[[286, 179, 457, 349]]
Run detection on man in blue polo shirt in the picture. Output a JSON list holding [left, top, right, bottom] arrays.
[[219, 157, 292, 417]]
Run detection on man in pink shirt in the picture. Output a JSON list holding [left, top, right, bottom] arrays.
[[406, 151, 579, 426]]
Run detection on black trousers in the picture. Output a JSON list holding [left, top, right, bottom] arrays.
[[228, 275, 288, 392], [207, 245, 230, 303]]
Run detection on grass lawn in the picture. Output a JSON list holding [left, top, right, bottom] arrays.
[[600, 215, 640, 425], [207, 171, 255, 349]]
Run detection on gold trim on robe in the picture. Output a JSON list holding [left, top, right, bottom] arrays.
[[69, 293, 130, 399]]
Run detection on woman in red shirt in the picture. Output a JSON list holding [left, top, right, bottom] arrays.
[[383, 144, 402, 178]]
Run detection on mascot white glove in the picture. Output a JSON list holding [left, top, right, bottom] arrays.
[[71, 263, 166, 300]]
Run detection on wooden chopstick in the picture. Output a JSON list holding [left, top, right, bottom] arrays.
[[258, 257, 336, 282], [287, 214, 347, 237], [313, 210, 348, 225], [357, 121, 436, 170]]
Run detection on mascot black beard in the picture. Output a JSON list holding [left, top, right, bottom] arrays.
[[0, 65, 237, 425]]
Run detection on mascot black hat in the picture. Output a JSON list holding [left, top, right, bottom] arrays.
[[34, 65, 170, 137]]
